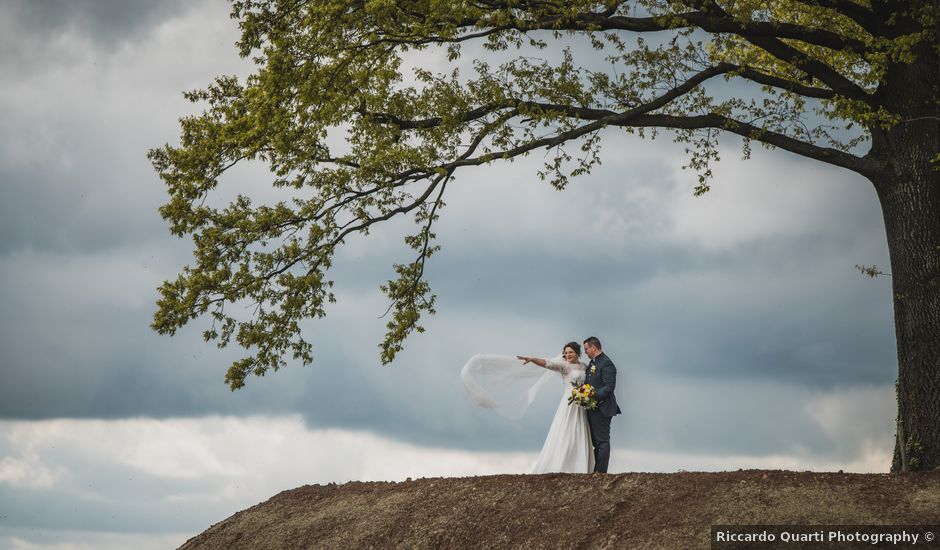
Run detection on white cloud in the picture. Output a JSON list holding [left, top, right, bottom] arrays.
[[0, 455, 64, 489], [805, 385, 896, 449], [0, 417, 539, 521]]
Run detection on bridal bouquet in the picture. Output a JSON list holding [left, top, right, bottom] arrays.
[[568, 382, 598, 410]]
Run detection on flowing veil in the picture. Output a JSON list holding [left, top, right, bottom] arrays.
[[460, 354, 560, 420]]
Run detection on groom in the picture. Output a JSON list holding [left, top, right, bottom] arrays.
[[583, 336, 621, 473]]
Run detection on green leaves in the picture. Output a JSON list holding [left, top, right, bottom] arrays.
[[152, 0, 931, 388]]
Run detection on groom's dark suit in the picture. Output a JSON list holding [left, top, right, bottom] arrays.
[[584, 351, 621, 473]]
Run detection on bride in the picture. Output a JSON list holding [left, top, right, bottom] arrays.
[[461, 341, 594, 474]]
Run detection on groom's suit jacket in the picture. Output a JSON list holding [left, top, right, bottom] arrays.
[[585, 352, 621, 418]]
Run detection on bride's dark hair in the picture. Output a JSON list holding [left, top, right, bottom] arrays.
[[564, 341, 581, 356]]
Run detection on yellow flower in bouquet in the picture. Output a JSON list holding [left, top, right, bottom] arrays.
[[567, 382, 598, 410]]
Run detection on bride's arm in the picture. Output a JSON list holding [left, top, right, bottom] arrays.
[[517, 356, 567, 374]]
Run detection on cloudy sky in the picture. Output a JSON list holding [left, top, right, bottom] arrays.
[[0, 1, 899, 548]]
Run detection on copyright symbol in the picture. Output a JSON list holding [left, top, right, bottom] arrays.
[[926, 531, 935, 542]]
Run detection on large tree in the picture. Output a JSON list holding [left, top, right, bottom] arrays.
[[149, 0, 938, 471]]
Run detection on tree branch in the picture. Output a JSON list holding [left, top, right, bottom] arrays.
[[356, 61, 873, 178], [344, 4, 868, 57], [676, 0, 876, 102], [358, 102, 510, 130], [729, 65, 838, 99], [790, 0, 879, 32], [622, 112, 883, 177], [742, 34, 872, 102], [597, 12, 868, 55], [362, 63, 737, 132]]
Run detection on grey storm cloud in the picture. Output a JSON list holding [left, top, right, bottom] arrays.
[[1, 0, 192, 46]]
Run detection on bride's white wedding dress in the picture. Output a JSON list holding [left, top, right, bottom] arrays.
[[530, 359, 595, 474], [460, 354, 594, 474]]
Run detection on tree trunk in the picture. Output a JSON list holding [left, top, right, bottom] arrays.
[[880, 166, 940, 472], [873, 36, 940, 472]]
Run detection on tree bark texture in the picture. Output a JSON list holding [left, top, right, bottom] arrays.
[[874, 35, 940, 472]]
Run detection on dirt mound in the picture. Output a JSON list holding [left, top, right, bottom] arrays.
[[179, 470, 940, 549]]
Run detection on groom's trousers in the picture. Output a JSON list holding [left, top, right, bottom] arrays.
[[587, 411, 612, 473]]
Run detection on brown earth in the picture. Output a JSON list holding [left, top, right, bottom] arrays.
[[179, 470, 940, 549]]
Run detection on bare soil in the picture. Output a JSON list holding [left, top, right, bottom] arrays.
[[178, 470, 940, 549]]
